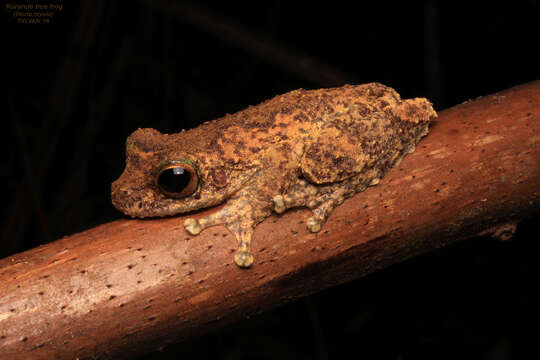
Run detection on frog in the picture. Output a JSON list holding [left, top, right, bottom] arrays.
[[111, 83, 437, 268]]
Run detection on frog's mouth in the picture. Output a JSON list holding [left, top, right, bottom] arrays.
[[111, 182, 225, 218]]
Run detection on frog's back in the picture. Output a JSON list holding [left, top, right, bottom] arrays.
[[184, 83, 407, 163], [213, 82, 403, 131]]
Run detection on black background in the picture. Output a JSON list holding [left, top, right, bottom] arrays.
[[2, 1, 539, 359]]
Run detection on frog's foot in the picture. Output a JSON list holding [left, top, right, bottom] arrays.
[[305, 190, 346, 233], [184, 199, 248, 235], [184, 213, 226, 235], [183, 206, 257, 268], [272, 194, 287, 214], [272, 179, 319, 214], [273, 179, 348, 234], [233, 230, 254, 268]]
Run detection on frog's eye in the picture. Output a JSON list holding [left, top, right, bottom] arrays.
[[156, 161, 198, 198]]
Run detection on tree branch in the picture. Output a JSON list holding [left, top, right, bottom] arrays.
[[1, 81, 539, 359]]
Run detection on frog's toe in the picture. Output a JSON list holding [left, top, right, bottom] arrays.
[[184, 218, 202, 235], [273, 195, 286, 214], [306, 216, 322, 233], [234, 251, 254, 268]]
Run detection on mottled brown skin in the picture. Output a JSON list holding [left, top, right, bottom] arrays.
[[111, 83, 437, 268]]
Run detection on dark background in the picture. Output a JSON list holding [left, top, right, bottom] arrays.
[[2, 1, 539, 359]]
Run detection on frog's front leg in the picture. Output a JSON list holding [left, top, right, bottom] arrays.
[[184, 191, 270, 268], [185, 143, 302, 268]]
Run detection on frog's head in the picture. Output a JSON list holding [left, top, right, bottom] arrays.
[[111, 128, 258, 218]]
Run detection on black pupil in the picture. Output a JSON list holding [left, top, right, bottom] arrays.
[[159, 167, 190, 194]]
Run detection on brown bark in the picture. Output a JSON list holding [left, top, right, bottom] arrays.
[[1, 81, 539, 359]]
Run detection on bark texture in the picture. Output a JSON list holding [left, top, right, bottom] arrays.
[[1, 81, 539, 360]]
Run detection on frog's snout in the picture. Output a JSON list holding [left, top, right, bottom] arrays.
[[111, 177, 147, 218], [111, 180, 134, 214]]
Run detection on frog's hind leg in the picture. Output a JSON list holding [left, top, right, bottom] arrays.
[[304, 190, 347, 232], [272, 178, 320, 214], [273, 178, 356, 233]]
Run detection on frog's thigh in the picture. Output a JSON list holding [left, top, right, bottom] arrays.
[[300, 121, 370, 184], [301, 110, 396, 184]]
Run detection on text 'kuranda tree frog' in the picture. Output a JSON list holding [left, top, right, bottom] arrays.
[[111, 83, 437, 268]]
